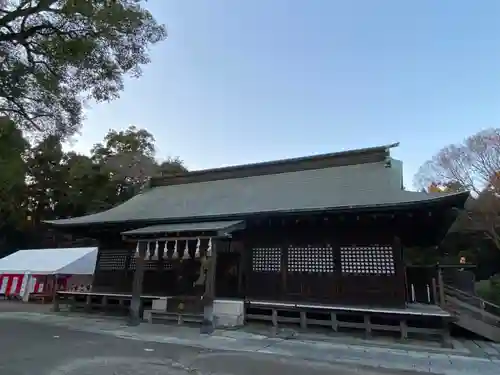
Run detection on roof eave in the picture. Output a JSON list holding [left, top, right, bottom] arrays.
[[121, 220, 246, 237], [44, 191, 469, 228]]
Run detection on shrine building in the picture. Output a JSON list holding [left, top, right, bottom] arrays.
[[47, 143, 469, 336]]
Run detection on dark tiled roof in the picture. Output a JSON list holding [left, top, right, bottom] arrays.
[[46, 157, 469, 226]]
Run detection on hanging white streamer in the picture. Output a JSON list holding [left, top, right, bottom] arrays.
[[152, 241, 159, 260], [162, 241, 169, 259], [194, 238, 201, 258], [144, 242, 151, 260], [134, 241, 141, 258], [172, 240, 179, 259], [206, 238, 212, 257], [182, 240, 190, 260]]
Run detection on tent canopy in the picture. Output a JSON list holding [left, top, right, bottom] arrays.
[[0, 247, 98, 275]]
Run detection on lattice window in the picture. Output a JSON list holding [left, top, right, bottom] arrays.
[[252, 247, 281, 272], [129, 257, 172, 270], [340, 246, 395, 276], [287, 244, 335, 273], [98, 249, 127, 270]]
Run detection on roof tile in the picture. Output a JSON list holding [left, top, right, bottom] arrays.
[[47, 160, 468, 226]]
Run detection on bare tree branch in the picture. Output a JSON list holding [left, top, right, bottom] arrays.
[[415, 128, 500, 250]]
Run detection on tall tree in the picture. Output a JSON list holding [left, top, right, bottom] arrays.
[[25, 134, 67, 222], [157, 158, 186, 177], [0, 124, 187, 252], [0, 117, 29, 251], [414, 128, 500, 249], [91, 126, 187, 196], [91, 126, 156, 160], [58, 152, 118, 215], [0, 0, 166, 138], [415, 128, 500, 194]]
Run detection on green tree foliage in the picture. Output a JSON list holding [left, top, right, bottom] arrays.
[[0, 123, 186, 255], [0, 117, 29, 240], [91, 125, 186, 197], [26, 134, 67, 222], [0, 0, 166, 138], [476, 274, 500, 305], [92, 126, 156, 160]]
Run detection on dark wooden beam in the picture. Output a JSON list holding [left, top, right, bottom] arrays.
[[128, 242, 146, 326], [123, 234, 227, 242], [437, 265, 445, 307], [201, 240, 218, 334]]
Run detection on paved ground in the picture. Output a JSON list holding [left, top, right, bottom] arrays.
[[1, 302, 499, 374], [0, 318, 421, 375]]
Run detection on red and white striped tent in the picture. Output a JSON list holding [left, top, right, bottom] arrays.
[[0, 247, 97, 300]]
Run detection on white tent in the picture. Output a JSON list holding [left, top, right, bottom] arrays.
[[0, 247, 98, 275]]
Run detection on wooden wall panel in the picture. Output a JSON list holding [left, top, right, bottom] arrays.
[[89, 212, 436, 307], [242, 219, 407, 307]]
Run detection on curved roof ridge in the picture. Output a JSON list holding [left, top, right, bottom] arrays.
[[185, 142, 400, 175], [151, 142, 400, 187]]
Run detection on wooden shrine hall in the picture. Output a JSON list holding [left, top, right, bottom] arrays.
[[47, 143, 470, 340]]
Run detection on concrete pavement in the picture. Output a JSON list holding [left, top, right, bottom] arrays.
[[0, 306, 499, 374], [0, 318, 421, 375]]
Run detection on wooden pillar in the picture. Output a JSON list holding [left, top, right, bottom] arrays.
[[393, 236, 407, 306], [201, 239, 217, 334], [431, 277, 438, 305], [128, 240, 146, 326], [330, 312, 338, 331], [93, 248, 102, 292], [300, 311, 307, 329], [437, 265, 445, 308], [51, 274, 59, 306], [237, 242, 245, 297], [400, 319, 408, 340], [364, 314, 372, 338], [271, 308, 278, 326], [85, 294, 92, 312], [51, 276, 60, 312]]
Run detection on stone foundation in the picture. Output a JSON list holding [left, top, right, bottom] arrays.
[[147, 297, 244, 328], [151, 297, 168, 311], [213, 299, 244, 327]]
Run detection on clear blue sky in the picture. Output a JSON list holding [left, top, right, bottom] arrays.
[[69, 0, 500, 189]]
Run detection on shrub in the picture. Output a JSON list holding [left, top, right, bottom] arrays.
[[476, 274, 500, 305]]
